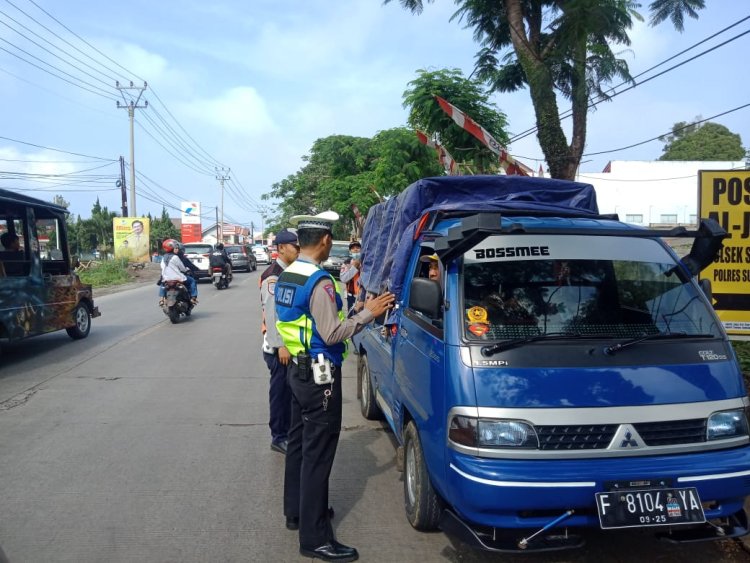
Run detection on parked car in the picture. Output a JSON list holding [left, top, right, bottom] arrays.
[[224, 244, 257, 272], [181, 242, 214, 281], [252, 245, 270, 265], [321, 240, 351, 280]]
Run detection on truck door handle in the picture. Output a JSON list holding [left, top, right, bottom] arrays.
[[400, 327, 407, 338]]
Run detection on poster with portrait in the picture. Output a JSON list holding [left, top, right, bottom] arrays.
[[113, 217, 150, 262]]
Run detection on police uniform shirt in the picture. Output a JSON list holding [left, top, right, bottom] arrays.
[[302, 253, 374, 345], [260, 258, 288, 353]]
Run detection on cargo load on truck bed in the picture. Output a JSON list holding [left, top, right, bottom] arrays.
[[359, 175, 599, 301]]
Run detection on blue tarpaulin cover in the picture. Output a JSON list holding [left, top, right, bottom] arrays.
[[359, 175, 599, 301]]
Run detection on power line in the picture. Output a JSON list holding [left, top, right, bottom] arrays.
[[512, 102, 750, 163], [0, 8, 119, 89], [509, 17, 750, 144], [0, 135, 117, 161], [581, 102, 750, 158], [0, 42, 117, 100], [12, 0, 135, 84]]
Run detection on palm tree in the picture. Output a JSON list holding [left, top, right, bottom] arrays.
[[386, 0, 705, 179]]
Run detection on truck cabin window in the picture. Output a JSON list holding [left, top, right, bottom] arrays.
[[462, 235, 721, 341]]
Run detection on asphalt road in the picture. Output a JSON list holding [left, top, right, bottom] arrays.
[[1, 270, 749, 562]]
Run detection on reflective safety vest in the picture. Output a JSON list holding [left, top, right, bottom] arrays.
[[275, 259, 347, 365]]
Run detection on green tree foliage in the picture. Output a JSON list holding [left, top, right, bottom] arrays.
[[402, 68, 509, 173], [659, 121, 746, 161], [386, 0, 705, 179], [263, 128, 443, 238], [73, 198, 117, 256]]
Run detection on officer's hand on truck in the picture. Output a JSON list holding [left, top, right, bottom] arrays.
[[365, 292, 395, 317]]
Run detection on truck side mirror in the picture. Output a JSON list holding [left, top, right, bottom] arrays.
[[699, 278, 713, 301], [680, 218, 728, 276], [409, 277, 442, 319]]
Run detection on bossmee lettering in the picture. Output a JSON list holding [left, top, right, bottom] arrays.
[[474, 246, 550, 260]]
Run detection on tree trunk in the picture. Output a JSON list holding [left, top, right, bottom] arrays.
[[504, 0, 577, 180]]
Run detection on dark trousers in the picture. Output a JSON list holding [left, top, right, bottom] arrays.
[[263, 351, 291, 443], [284, 361, 343, 548]]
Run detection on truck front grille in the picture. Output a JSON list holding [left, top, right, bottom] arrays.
[[633, 418, 706, 445], [534, 419, 707, 450], [536, 425, 617, 450]]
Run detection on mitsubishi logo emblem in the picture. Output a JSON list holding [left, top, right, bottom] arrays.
[[609, 425, 644, 450], [620, 430, 638, 448]]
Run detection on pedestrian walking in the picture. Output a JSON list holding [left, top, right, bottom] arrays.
[[275, 211, 394, 562]]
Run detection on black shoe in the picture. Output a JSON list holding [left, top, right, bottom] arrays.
[[299, 540, 358, 562], [286, 507, 333, 531], [270, 440, 288, 454]]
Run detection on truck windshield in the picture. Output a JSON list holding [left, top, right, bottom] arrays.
[[461, 234, 721, 342]]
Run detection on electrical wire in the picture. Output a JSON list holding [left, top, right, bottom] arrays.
[[0, 135, 117, 161], [509, 19, 750, 143]]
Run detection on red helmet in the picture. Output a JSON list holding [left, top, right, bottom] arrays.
[[162, 239, 179, 252]]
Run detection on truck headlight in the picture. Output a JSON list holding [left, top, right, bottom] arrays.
[[707, 409, 749, 440], [449, 416, 538, 448]]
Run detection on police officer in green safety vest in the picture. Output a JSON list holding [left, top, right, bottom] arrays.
[[275, 210, 394, 562]]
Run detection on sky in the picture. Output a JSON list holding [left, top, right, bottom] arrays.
[[1, 0, 749, 228]]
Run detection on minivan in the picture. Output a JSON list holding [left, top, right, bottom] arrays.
[[0, 188, 100, 352]]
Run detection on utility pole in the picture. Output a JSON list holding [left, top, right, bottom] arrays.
[[116, 81, 148, 216], [215, 206, 219, 242], [118, 156, 128, 216], [215, 167, 230, 243]]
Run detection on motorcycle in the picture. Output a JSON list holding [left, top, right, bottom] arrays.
[[211, 266, 231, 290], [161, 280, 194, 323]]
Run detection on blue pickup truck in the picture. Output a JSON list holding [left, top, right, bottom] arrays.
[[352, 175, 750, 552]]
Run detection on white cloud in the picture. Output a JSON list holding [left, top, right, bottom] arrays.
[[178, 86, 276, 136]]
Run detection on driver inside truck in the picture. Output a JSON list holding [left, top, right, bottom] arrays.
[[419, 253, 442, 284]]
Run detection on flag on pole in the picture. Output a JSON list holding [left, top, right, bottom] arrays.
[[434, 95, 533, 176], [416, 130, 458, 175]]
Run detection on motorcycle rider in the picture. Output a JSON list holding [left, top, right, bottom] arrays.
[[209, 242, 233, 283], [159, 239, 198, 306]]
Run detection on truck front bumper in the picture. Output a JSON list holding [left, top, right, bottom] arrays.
[[445, 445, 750, 532]]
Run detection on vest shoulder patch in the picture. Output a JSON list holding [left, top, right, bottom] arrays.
[[323, 283, 336, 301]]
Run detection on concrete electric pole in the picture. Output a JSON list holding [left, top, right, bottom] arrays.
[[215, 167, 230, 243], [116, 81, 148, 216]]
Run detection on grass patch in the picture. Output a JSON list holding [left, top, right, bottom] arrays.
[[78, 259, 131, 288]]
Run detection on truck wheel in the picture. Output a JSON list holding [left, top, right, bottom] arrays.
[[404, 421, 441, 530], [66, 303, 91, 339], [358, 354, 380, 420]]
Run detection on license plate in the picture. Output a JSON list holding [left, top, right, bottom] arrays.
[[595, 487, 705, 529]]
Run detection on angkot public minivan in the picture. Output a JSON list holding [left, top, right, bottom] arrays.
[[0, 188, 100, 354]]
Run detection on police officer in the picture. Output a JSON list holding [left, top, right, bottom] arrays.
[[275, 211, 394, 562], [259, 229, 300, 454]]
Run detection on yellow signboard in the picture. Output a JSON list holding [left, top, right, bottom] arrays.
[[698, 170, 750, 335], [113, 217, 151, 263]]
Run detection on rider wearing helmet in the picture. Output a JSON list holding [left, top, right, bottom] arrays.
[[209, 242, 233, 282], [159, 239, 198, 306]]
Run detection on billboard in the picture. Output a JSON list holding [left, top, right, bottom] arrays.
[[181, 201, 202, 243], [698, 170, 750, 335], [113, 217, 150, 263]]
